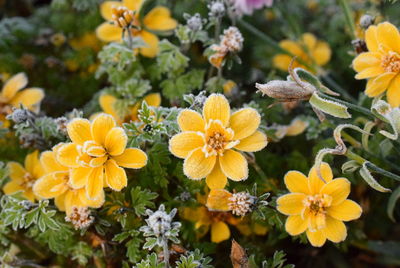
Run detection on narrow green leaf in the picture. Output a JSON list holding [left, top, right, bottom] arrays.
[[359, 162, 391, 193], [309, 93, 351, 119], [387, 186, 400, 222]]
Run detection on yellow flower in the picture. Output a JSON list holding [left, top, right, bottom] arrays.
[[0, 73, 44, 120], [3, 151, 44, 202], [96, 0, 177, 57], [276, 163, 362, 247], [99, 93, 161, 125], [169, 94, 268, 189], [33, 146, 104, 215], [55, 113, 148, 200], [69, 32, 102, 52], [273, 33, 331, 72], [352, 22, 400, 107], [181, 194, 240, 243]]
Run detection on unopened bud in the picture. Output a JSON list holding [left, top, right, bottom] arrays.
[[360, 15, 374, 29], [255, 80, 314, 101]]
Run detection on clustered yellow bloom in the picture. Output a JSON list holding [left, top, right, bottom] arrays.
[[0, 73, 44, 122], [96, 0, 177, 57], [169, 94, 268, 189], [3, 151, 44, 202], [277, 163, 362, 247], [55, 113, 148, 200], [273, 33, 331, 72], [99, 92, 161, 125], [353, 22, 400, 107]]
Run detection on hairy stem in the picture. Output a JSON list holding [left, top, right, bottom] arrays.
[[319, 93, 374, 118], [162, 237, 170, 268]]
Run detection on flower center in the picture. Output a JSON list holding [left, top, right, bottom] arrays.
[[203, 120, 238, 157], [381, 52, 400, 73], [111, 5, 138, 28], [77, 141, 108, 167], [208, 211, 230, 223], [21, 172, 35, 189], [207, 132, 226, 152], [303, 194, 332, 216]]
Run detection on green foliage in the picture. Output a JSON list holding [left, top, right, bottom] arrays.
[[175, 249, 213, 268], [259, 251, 294, 268], [130, 186, 158, 217]]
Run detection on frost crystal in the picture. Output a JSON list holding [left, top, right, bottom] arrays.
[[65, 207, 94, 230], [228, 192, 255, 217], [208, 1, 226, 18]]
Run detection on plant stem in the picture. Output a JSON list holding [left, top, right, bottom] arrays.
[[320, 73, 357, 103], [337, 0, 357, 39], [162, 237, 170, 268], [319, 93, 375, 118]]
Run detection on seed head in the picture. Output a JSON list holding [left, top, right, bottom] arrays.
[[228, 192, 255, 217], [65, 207, 94, 230]]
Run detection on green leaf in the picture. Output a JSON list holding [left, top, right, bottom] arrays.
[[359, 162, 391, 193], [309, 92, 351, 119], [130, 186, 158, 217], [387, 185, 400, 222]]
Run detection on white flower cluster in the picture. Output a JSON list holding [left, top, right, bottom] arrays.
[[220, 26, 244, 53], [65, 207, 94, 230], [228, 191, 255, 217], [185, 13, 204, 32], [208, 1, 226, 18]]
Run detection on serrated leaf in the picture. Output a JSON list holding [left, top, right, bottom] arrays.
[[359, 162, 391, 193], [309, 92, 351, 118], [143, 237, 157, 250]]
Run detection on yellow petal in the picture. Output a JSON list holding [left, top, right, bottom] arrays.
[[96, 22, 122, 42], [219, 150, 248, 181], [138, 30, 159, 58], [206, 189, 232, 211], [301, 33, 317, 50], [169, 131, 204, 159], [234, 130, 267, 152], [355, 66, 384, 80], [99, 94, 122, 123], [112, 148, 147, 169], [352, 52, 381, 73], [322, 216, 347, 243], [308, 162, 332, 194], [89, 156, 108, 168], [10, 88, 44, 112], [327, 199, 362, 221], [78, 188, 105, 208], [91, 113, 116, 146], [272, 54, 292, 72], [25, 150, 42, 177], [365, 72, 395, 97], [211, 221, 230, 243], [70, 167, 91, 189], [312, 41, 331, 66], [280, 40, 303, 56], [144, 7, 177, 31], [202, 94, 230, 126], [143, 93, 161, 107], [320, 178, 350, 206], [286, 119, 308, 136], [100, 1, 123, 20], [387, 75, 400, 107], [7, 162, 26, 183], [1, 73, 28, 101], [377, 22, 400, 53], [276, 193, 306, 215], [205, 160, 228, 189], [33, 173, 68, 198], [67, 118, 92, 145], [56, 143, 80, 168], [55, 193, 66, 211], [177, 109, 205, 132], [104, 127, 127, 156], [104, 159, 127, 191], [229, 108, 261, 140], [3, 181, 24, 195], [285, 215, 308, 236], [306, 229, 326, 247], [122, 0, 143, 11], [86, 166, 104, 200], [183, 148, 216, 180], [40, 151, 67, 173], [284, 170, 310, 194], [365, 25, 378, 52], [64, 190, 85, 215]]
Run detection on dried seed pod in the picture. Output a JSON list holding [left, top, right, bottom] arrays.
[[255, 80, 315, 101]]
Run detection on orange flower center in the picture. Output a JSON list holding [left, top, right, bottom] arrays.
[[203, 120, 238, 157], [381, 52, 400, 73], [303, 194, 332, 216], [207, 132, 226, 152], [77, 141, 108, 167], [111, 5, 139, 28], [21, 172, 35, 189], [208, 211, 230, 223]]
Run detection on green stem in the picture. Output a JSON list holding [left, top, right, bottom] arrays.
[[250, 162, 277, 193], [319, 93, 375, 118], [337, 0, 357, 39], [320, 73, 357, 103]]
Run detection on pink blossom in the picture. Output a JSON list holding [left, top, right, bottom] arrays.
[[233, 0, 273, 15]]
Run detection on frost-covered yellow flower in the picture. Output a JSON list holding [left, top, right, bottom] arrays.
[[33, 146, 104, 215], [99, 93, 161, 125], [3, 151, 44, 202], [273, 33, 331, 72], [169, 94, 268, 189], [352, 22, 400, 107], [96, 0, 177, 57], [0, 73, 44, 120], [277, 163, 362, 247], [56, 113, 148, 200]]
